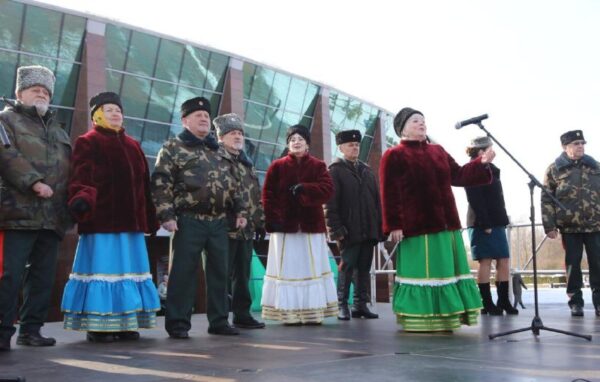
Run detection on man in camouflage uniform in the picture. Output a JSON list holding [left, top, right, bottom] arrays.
[[152, 97, 246, 337], [214, 113, 266, 329], [542, 130, 600, 317], [0, 65, 72, 351]]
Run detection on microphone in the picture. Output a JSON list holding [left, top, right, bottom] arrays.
[[0, 121, 10, 148], [455, 114, 489, 129]]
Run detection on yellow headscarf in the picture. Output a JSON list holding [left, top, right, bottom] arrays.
[[92, 107, 122, 132]]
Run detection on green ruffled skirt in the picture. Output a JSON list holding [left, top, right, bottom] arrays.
[[393, 230, 482, 332]]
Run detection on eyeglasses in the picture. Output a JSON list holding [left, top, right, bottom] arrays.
[[570, 141, 587, 146]]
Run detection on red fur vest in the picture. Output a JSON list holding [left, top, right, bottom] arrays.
[[262, 153, 333, 233], [380, 140, 491, 237], [68, 125, 159, 234]]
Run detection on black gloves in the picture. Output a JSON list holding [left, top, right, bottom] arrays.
[[254, 227, 267, 242], [289, 183, 303, 197], [69, 198, 91, 215]]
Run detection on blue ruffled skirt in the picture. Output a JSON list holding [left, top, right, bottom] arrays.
[[61, 233, 160, 332]]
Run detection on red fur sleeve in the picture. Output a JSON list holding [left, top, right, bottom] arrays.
[[379, 148, 404, 235], [68, 136, 97, 222], [298, 159, 333, 206], [447, 154, 492, 187]]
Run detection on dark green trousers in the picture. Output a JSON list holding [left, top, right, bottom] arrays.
[[0, 230, 59, 339], [228, 238, 254, 321], [165, 216, 229, 333], [563, 232, 600, 308]]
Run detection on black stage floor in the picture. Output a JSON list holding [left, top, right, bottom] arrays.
[[1, 290, 599, 382]]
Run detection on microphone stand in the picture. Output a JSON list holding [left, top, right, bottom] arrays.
[[469, 121, 591, 341]]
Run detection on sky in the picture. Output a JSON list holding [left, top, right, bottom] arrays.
[[40, 0, 600, 224]]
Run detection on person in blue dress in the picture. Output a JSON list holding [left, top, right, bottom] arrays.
[[61, 92, 160, 342]]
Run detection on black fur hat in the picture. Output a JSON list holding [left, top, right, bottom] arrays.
[[393, 107, 423, 137], [181, 96, 211, 118], [89, 92, 122, 120], [560, 130, 586, 145], [286, 124, 311, 145], [335, 129, 362, 145]]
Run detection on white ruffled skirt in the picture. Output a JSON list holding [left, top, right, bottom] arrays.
[[261, 232, 338, 323]]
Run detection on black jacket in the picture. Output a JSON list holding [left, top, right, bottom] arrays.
[[465, 163, 509, 228], [325, 158, 384, 247]]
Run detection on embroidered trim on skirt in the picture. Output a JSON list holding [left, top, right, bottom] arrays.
[[393, 230, 482, 332], [61, 232, 160, 332], [261, 232, 338, 323]]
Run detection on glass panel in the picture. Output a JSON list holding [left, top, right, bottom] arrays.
[[169, 123, 183, 138], [146, 155, 157, 173], [106, 70, 123, 94], [202, 91, 221, 118], [17, 55, 56, 74], [303, 84, 319, 116], [259, 108, 282, 143], [242, 63, 256, 99], [0, 0, 24, 50], [53, 62, 79, 107], [105, 24, 130, 70], [21, 6, 61, 57], [120, 74, 151, 119], [126, 31, 159, 77], [0, 50, 18, 97], [359, 136, 373, 162], [243, 102, 267, 141], [244, 138, 258, 162], [147, 81, 177, 123], [331, 131, 340, 159], [364, 110, 378, 137], [268, 72, 290, 108], [123, 117, 143, 141], [248, 67, 274, 104], [59, 14, 85, 61], [155, 39, 184, 83], [141, 121, 170, 157], [179, 45, 209, 88], [54, 108, 73, 135], [254, 142, 276, 171], [205, 52, 228, 92], [285, 77, 308, 115]]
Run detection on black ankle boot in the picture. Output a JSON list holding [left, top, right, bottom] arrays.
[[478, 282, 503, 315], [338, 305, 351, 320], [496, 281, 519, 315], [351, 303, 379, 319]]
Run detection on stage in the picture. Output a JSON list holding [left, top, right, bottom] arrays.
[[1, 289, 599, 382]]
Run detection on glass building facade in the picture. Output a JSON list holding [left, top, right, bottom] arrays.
[[0, 0, 394, 178], [0, 0, 396, 321], [0, 0, 85, 133]]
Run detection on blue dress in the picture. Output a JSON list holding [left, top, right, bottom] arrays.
[[61, 233, 160, 331]]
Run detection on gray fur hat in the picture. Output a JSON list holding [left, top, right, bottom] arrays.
[[16, 65, 55, 97], [213, 113, 244, 137]]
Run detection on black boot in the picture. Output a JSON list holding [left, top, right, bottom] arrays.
[[351, 270, 379, 319], [337, 268, 351, 320], [496, 281, 519, 315], [478, 282, 503, 315]]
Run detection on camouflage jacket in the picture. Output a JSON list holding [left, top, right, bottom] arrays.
[[224, 147, 265, 240], [542, 152, 600, 233], [151, 129, 246, 223], [0, 102, 72, 237]]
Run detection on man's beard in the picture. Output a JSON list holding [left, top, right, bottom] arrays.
[[33, 101, 49, 116]]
